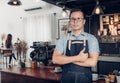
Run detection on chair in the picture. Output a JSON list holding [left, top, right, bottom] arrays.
[[2, 49, 12, 67]]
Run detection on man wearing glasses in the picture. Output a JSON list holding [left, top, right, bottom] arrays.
[[52, 9, 100, 83]]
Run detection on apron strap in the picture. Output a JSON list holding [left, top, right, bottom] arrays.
[[68, 34, 86, 50]]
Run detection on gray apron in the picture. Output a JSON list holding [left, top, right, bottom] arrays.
[[61, 36, 92, 83]]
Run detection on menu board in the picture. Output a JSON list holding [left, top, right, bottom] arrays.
[[99, 13, 120, 36]]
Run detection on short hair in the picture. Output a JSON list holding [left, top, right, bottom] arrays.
[[69, 9, 86, 19]]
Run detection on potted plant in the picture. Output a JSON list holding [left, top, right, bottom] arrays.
[[21, 40, 28, 61], [15, 39, 28, 68]]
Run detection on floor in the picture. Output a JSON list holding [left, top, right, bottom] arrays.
[[0, 55, 3, 83], [0, 54, 11, 69]]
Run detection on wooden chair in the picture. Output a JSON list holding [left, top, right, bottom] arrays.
[[2, 49, 12, 67]]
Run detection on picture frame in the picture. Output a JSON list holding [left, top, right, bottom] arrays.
[[57, 18, 69, 39]]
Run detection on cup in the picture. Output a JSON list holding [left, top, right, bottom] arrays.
[[54, 67, 62, 72], [109, 74, 115, 82], [105, 76, 110, 83], [25, 61, 31, 67], [31, 61, 37, 68], [92, 73, 98, 81], [116, 76, 120, 83]]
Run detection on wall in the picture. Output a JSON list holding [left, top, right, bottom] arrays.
[[0, 2, 62, 42], [0, 5, 25, 43], [0, 1, 65, 59]]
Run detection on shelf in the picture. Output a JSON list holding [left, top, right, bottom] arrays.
[[99, 56, 120, 62], [100, 13, 120, 36], [97, 35, 120, 43]]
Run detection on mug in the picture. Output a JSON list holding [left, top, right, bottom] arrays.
[[116, 76, 120, 83], [54, 67, 62, 72], [31, 61, 37, 68], [109, 74, 115, 82], [105, 76, 110, 83], [92, 73, 98, 81]]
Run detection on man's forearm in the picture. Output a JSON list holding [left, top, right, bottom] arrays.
[[73, 58, 97, 67], [52, 54, 79, 65], [73, 53, 99, 67], [52, 50, 89, 65]]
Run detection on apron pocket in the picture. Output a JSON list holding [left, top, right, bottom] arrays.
[[75, 72, 91, 83], [61, 71, 75, 83], [61, 71, 91, 83]]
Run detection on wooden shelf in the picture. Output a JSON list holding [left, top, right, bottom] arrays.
[[97, 35, 120, 43]]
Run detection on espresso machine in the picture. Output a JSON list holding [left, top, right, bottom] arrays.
[[30, 42, 55, 66]]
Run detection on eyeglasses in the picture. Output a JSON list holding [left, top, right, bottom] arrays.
[[69, 17, 84, 22]]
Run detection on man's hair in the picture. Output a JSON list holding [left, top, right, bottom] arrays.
[[69, 9, 86, 19]]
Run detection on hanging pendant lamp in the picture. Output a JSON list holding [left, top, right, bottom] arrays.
[[62, 6, 68, 18], [92, 0, 104, 15], [8, 0, 22, 6]]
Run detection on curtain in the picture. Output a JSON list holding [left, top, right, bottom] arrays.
[[23, 14, 54, 46]]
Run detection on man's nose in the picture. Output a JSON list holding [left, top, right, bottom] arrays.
[[73, 19, 78, 23]]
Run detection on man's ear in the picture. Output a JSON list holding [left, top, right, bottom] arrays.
[[83, 19, 86, 24]]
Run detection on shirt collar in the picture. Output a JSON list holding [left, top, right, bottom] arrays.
[[70, 31, 85, 37]]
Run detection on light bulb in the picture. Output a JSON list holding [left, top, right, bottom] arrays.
[[13, 1, 17, 4], [95, 7, 100, 14], [62, 11, 67, 17], [92, 0, 104, 15]]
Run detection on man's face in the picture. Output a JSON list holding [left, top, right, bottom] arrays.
[[69, 11, 86, 31]]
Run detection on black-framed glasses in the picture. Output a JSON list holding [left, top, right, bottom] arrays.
[[69, 17, 84, 22]]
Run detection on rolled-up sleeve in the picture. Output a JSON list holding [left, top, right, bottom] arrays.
[[88, 36, 100, 54], [55, 35, 66, 54]]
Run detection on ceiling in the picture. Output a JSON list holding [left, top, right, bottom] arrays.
[[0, 0, 50, 12], [0, 0, 54, 23], [42, 0, 120, 15]]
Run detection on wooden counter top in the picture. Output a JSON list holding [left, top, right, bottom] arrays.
[[0, 66, 61, 83], [0, 66, 112, 83]]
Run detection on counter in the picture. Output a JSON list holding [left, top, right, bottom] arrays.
[[99, 56, 120, 62], [0, 67, 61, 83], [0, 66, 111, 83]]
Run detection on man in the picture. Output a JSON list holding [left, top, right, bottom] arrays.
[[52, 9, 100, 83]]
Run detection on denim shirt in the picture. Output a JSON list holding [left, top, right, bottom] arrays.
[[55, 31, 100, 55]]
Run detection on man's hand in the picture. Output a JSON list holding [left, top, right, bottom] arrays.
[[76, 48, 88, 62]]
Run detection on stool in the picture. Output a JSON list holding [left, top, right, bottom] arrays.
[[2, 49, 12, 67]]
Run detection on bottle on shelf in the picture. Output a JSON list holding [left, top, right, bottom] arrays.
[[110, 17, 114, 25]]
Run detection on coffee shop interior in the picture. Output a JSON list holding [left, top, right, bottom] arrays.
[[0, 0, 120, 83]]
